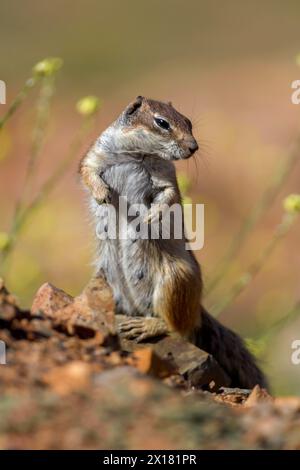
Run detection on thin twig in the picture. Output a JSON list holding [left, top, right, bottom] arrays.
[[0, 116, 94, 271], [0, 77, 39, 132], [247, 301, 300, 358], [207, 138, 300, 295], [13, 75, 56, 221], [211, 212, 298, 317]]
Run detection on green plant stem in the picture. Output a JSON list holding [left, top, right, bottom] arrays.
[[0, 77, 39, 132], [207, 138, 300, 295], [25, 75, 55, 191], [0, 116, 94, 272], [13, 75, 56, 219], [211, 212, 298, 317], [0, 75, 57, 274], [260, 302, 300, 342], [247, 301, 300, 358]]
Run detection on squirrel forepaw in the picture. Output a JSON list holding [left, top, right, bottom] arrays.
[[118, 317, 168, 342], [143, 204, 167, 225], [92, 184, 111, 205]]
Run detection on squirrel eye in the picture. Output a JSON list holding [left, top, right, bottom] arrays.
[[154, 117, 170, 131]]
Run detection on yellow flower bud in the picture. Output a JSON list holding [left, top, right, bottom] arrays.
[[0, 232, 9, 251], [76, 96, 101, 116], [33, 58, 63, 77], [283, 194, 300, 214]]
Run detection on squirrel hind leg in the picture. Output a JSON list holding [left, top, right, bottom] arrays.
[[152, 258, 202, 340]]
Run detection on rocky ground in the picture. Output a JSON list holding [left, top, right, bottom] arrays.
[[0, 277, 300, 450]]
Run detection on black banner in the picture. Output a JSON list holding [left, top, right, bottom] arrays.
[[0, 450, 299, 466]]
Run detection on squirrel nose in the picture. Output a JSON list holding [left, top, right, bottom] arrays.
[[188, 139, 199, 154]]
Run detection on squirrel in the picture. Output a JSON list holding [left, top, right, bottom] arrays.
[[79, 96, 267, 390]]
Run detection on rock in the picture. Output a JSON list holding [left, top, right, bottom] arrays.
[[55, 277, 117, 345], [121, 334, 230, 390], [31, 283, 73, 317], [0, 279, 33, 340], [81, 276, 115, 318], [129, 347, 176, 378], [10, 317, 54, 340], [0, 277, 23, 322], [43, 361, 92, 395], [6, 278, 300, 450], [244, 385, 273, 407], [31, 277, 117, 346], [61, 277, 116, 336], [215, 387, 252, 406], [155, 336, 231, 390], [274, 397, 300, 412]]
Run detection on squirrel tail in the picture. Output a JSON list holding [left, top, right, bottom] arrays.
[[196, 307, 268, 390]]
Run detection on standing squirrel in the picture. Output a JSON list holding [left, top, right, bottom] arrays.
[[79, 96, 267, 389]]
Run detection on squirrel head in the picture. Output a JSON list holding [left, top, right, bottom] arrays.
[[110, 96, 198, 160]]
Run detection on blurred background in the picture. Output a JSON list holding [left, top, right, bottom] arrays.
[[0, 0, 300, 394]]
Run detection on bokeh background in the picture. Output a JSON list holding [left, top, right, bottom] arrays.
[[0, 0, 300, 394]]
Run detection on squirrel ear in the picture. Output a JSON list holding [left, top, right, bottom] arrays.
[[125, 96, 144, 116]]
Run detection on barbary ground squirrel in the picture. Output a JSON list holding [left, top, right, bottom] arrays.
[[79, 96, 267, 389]]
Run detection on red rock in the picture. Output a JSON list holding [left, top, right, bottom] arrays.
[[0, 278, 30, 323], [43, 361, 92, 396], [121, 332, 230, 390], [244, 385, 273, 407], [130, 347, 176, 378], [31, 277, 117, 345], [31, 283, 73, 317]]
